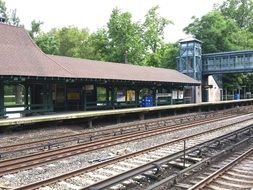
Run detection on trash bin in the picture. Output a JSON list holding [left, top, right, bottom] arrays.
[[141, 95, 154, 107], [234, 93, 240, 100]]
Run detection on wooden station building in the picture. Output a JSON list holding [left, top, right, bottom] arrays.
[[0, 24, 200, 118]]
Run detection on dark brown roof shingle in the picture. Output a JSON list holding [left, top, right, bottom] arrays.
[[0, 24, 200, 85], [0, 23, 72, 77], [49, 55, 199, 84]]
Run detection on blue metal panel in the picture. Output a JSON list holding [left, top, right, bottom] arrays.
[[177, 38, 202, 103], [177, 38, 202, 81], [202, 50, 253, 74], [177, 37, 253, 102]]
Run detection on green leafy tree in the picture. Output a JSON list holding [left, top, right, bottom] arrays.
[[143, 6, 172, 53], [30, 6, 176, 69], [107, 8, 145, 64], [141, 6, 174, 67], [158, 43, 179, 69], [35, 32, 59, 54], [34, 26, 109, 60], [219, 0, 253, 31], [0, 0, 20, 26], [8, 9, 20, 26], [54, 26, 90, 57], [29, 20, 44, 39], [85, 29, 110, 61], [228, 29, 253, 50], [142, 43, 179, 68], [184, 11, 238, 53], [0, 0, 7, 20], [185, 0, 253, 93]]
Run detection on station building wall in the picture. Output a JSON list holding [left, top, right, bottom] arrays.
[[208, 75, 221, 102]]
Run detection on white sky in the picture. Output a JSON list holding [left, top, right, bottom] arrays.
[[5, 0, 224, 43]]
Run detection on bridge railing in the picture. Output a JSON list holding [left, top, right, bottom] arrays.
[[202, 51, 253, 74]]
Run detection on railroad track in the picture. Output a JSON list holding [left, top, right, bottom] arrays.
[[0, 111, 227, 154], [146, 133, 253, 190], [0, 110, 246, 160], [11, 115, 253, 189], [1, 106, 250, 154], [0, 113, 242, 176], [189, 146, 253, 190]]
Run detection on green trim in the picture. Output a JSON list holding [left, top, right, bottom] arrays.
[[45, 83, 53, 112], [0, 75, 200, 86]]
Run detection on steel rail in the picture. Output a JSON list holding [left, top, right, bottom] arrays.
[[82, 126, 253, 190], [0, 112, 219, 152], [188, 147, 253, 190], [146, 137, 253, 190], [0, 113, 238, 158], [0, 114, 238, 176], [13, 122, 253, 190]]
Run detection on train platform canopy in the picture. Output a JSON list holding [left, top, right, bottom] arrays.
[[0, 23, 200, 85], [0, 23, 202, 117]]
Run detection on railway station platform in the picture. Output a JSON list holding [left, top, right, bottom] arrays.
[[0, 99, 253, 128]]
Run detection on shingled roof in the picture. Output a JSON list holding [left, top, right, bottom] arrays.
[[0, 23, 200, 85], [0, 23, 72, 77], [49, 55, 199, 84]]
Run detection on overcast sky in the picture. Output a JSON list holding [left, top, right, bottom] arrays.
[[5, 0, 224, 42]]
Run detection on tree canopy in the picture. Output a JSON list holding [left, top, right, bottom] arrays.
[[0, 0, 20, 26], [107, 8, 144, 64], [184, 0, 253, 90], [219, 0, 253, 31], [28, 6, 176, 68]]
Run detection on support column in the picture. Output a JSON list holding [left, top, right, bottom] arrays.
[[47, 83, 53, 112], [0, 80, 4, 117], [152, 87, 157, 106], [80, 86, 84, 111], [83, 90, 87, 111], [24, 83, 29, 106], [139, 113, 145, 120], [41, 83, 53, 113], [88, 119, 92, 128], [158, 111, 162, 118], [64, 84, 67, 111], [202, 75, 208, 102], [106, 86, 110, 108], [116, 115, 121, 124], [135, 88, 140, 107], [30, 84, 35, 106], [111, 87, 115, 109], [24, 83, 29, 113]]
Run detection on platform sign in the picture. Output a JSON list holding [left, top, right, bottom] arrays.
[[156, 93, 171, 98], [127, 90, 135, 101], [117, 90, 125, 102], [178, 91, 184, 99], [172, 90, 178, 99], [67, 92, 80, 100], [85, 85, 94, 91]]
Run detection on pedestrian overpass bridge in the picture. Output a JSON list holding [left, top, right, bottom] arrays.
[[177, 37, 253, 102], [202, 50, 253, 75]]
